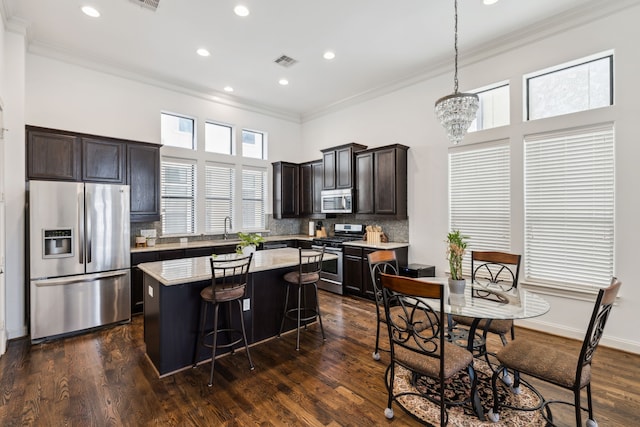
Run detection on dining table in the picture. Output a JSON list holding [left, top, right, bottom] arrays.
[[413, 276, 551, 420]]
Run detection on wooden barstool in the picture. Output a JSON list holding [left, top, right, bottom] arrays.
[[278, 247, 325, 351], [193, 253, 254, 387]]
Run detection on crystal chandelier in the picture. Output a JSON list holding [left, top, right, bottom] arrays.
[[434, 0, 479, 145]]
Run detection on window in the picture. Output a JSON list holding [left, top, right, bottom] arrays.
[[524, 123, 614, 289], [449, 142, 511, 275], [161, 160, 196, 235], [205, 122, 233, 155], [205, 163, 235, 233], [242, 129, 265, 159], [161, 113, 195, 149], [242, 168, 266, 230], [468, 83, 510, 132], [526, 55, 613, 121]]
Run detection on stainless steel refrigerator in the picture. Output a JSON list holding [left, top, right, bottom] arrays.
[[28, 180, 131, 342]]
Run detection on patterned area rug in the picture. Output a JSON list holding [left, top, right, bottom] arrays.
[[392, 359, 545, 426]]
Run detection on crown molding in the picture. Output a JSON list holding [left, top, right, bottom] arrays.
[[301, 0, 640, 122]]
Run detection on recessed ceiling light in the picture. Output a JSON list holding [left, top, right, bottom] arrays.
[[81, 6, 101, 18], [196, 48, 210, 57], [323, 51, 336, 60], [483, 0, 499, 5], [224, 86, 234, 93], [278, 79, 289, 86], [234, 5, 250, 17]]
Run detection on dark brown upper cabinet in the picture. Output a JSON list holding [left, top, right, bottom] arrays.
[[27, 128, 81, 181], [272, 161, 299, 219], [321, 143, 367, 190], [128, 142, 161, 222], [26, 126, 161, 222], [299, 159, 323, 216], [355, 144, 408, 218], [82, 137, 126, 183]]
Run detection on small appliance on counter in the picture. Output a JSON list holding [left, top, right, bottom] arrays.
[[400, 264, 436, 278]]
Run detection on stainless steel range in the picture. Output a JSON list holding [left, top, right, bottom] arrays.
[[312, 223, 365, 295]]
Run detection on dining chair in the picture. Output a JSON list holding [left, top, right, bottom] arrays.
[[379, 272, 480, 426], [451, 251, 521, 346], [487, 277, 622, 427], [366, 250, 399, 361]]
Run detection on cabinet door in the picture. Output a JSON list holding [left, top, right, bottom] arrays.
[[27, 129, 80, 181], [336, 147, 354, 189], [355, 152, 374, 214], [343, 254, 363, 295], [362, 248, 377, 299], [272, 162, 299, 218], [374, 148, 397, 214], [299, 162, 314, 216], [311, 160, 323, 214], [322, 151, 336, 189], [82, 138, 126, 183], [128, 143, 161, 222]]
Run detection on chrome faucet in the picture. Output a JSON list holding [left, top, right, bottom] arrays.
[[223, 216, 231, 240]]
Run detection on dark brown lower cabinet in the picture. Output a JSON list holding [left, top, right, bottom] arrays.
[[343, 245, 408, 300]]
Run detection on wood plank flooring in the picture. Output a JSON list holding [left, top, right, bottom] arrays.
[[1, 291, 639, 426]]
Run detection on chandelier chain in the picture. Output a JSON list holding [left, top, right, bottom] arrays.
[[454, 0, 459, 93]]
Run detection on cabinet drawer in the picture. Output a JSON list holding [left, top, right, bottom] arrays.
[[344, 246, 363, 257]]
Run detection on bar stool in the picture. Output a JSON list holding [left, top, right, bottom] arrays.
[[278, 247, 325, 351], [193, 253, 254, 387]]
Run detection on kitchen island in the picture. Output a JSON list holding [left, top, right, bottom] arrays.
[[138, 248, 337, 376]]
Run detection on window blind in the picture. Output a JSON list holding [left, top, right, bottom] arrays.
[[205, 163, 235, 233], [161, 160, 196, 234], [242, 168, 266, 230], [449, 142, 511, 276], [524, 123, 614, 289]]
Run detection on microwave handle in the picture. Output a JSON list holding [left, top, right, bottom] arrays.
[[342, 196, 346, 209]]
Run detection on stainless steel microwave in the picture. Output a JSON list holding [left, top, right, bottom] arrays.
[[321, 189, 353, 213]]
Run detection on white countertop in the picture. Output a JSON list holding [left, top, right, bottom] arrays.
[[132, 234, 408, 253], [132, 234, 314, 253], [137, 247, 338, 286]]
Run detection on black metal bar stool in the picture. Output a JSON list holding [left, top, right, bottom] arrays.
[[193, 253, 254, 387], [278, 247, 325, 351]]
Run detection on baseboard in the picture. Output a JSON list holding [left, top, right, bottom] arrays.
[[0, 328, 6, 356], [516, 318, 640, 355]]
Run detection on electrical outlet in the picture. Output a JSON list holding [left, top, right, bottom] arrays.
[[148, 285, 154, 298], [243, 298, 250, 311]]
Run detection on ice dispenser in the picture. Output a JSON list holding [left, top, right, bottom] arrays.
[[43, 228, 73, 258]]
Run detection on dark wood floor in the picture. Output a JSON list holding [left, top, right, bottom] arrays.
[[1, 291, 638, 426]]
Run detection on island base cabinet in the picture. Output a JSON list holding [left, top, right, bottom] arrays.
[[143, 268, 318, 376]]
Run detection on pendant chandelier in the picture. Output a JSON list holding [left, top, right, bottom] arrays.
[[434, 0, 479, 145]]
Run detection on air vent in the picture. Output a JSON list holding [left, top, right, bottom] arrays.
[[274, 55, 298, 67], [130, 0, 160, 11]]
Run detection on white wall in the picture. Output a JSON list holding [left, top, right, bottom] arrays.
[[302, 5, 640, 354], [3, 27, 26, 339]]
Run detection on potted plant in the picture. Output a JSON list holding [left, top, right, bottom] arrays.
[[236, 232, 265, 255], [446, 229, 468, 293]]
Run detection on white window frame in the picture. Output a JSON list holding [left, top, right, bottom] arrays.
[[160, 117, 269, 237], [160, 158, 196, 235], [161, 112, 196, 150], [241, 166, 267, 231], [468, 82, 510, 133], [449, 140, 511, 277]]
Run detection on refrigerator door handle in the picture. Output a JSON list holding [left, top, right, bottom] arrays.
[[86, 191, 92, 264], [32, 270, 129, 287], [78, 191, 84, 264]]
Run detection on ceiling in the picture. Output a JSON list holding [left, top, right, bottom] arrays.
[[1, 0, 622, 120]]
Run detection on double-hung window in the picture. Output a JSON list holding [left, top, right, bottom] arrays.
[[242, 167, 267, 230], [205, 163, 235, 233], [524, 124, 614, 290], [161, 159, 196, 235], [449, 141, 511, 276]]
